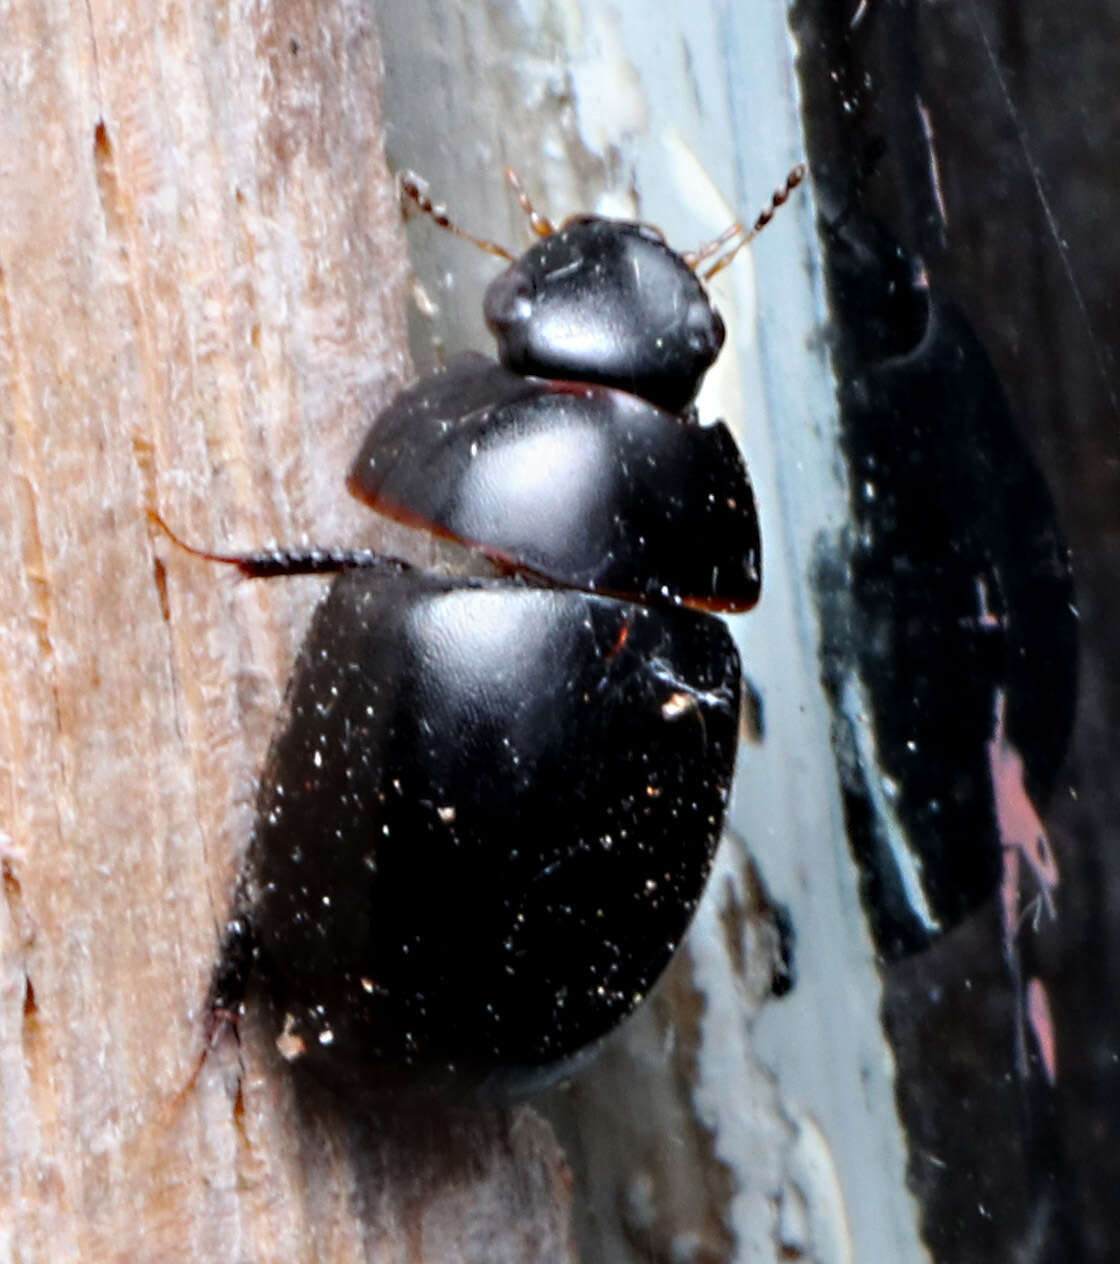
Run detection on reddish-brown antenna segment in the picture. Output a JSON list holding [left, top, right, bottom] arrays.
[[683, 163, 807, 281], [504, 166, 555, 238], [399, 170, 515, 262]]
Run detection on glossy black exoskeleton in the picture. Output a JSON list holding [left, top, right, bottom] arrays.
[[207, 168, 804, 1101]]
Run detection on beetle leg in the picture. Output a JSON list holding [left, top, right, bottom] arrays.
[[148, 508, 414, 579], [209, 913, 256, 1024]]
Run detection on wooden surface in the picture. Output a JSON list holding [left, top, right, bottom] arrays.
[[0, 2, 572, 1259]]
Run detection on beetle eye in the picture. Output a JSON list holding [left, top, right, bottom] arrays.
[[484, 270, 534, 337], [684, 298, 725, 361]]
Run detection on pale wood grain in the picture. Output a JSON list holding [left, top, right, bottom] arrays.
[[0, 3, 572, 1259]]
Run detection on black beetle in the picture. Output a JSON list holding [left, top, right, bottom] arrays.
[[199, 167, 805, 1102]]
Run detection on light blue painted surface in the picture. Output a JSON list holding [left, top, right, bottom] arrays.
[[376, 3, 927, 1259]]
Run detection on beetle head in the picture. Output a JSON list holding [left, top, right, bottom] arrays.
[[484, 216, 725, 415]]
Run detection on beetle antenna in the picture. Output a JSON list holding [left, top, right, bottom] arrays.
[[504, 166, 554, 238], [399, 170, 516, 263], [681, 219, 747, 272], [148, 509, 414, 579], [684, 164, 807, 281]]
